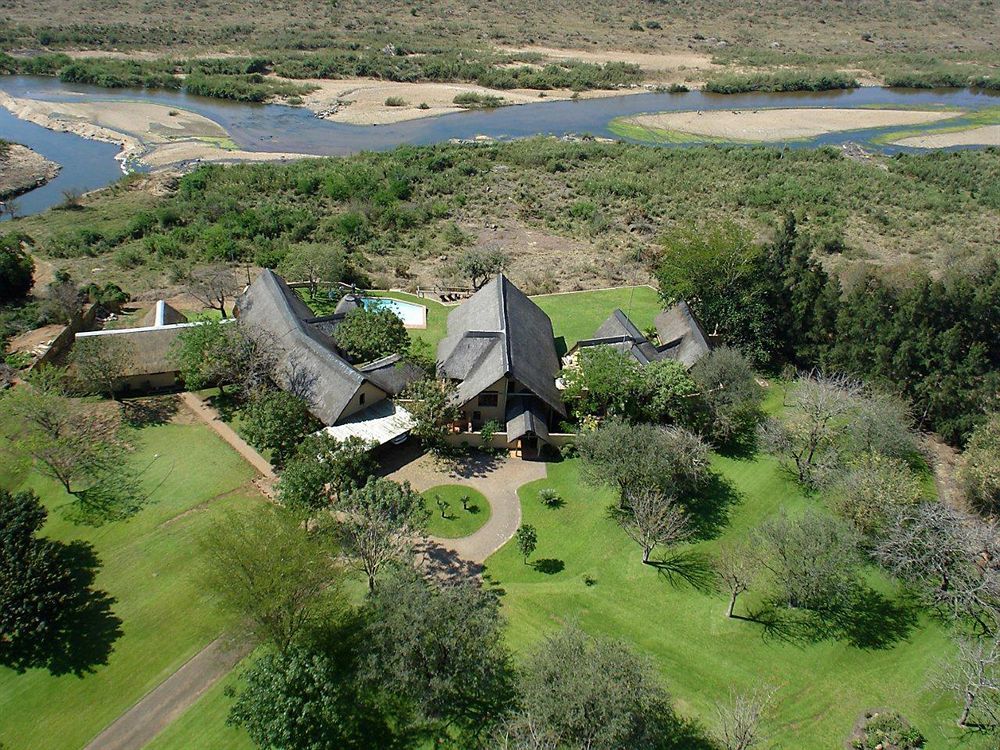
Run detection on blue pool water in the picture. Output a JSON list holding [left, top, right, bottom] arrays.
[[362, 297, 427, 327]]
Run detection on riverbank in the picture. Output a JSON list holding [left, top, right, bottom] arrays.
[[613, 107, 962, 142], [0, 142, 60, 199], [0, 92, 312, 169]]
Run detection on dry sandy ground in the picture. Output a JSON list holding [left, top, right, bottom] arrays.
[[0, 93, 313, 168], [499, 45, 719, 78], [890, 124, 1000, 148], [298, 77, 644, 125], [0, 143, 60, 199], [624, 107, 960, 141]]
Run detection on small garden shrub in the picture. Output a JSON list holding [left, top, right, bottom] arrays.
[[538, 488, 562, 507], [851, 711, 924, 750], [385, 96, 408, 107]]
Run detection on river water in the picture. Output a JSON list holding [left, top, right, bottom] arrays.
[[1, 75, 997, 217]]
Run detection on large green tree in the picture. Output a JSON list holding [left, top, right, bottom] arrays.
[[561, 348, 700, 425], [752, 509, 861, 612], [0, 489, 119, 674], [198, 506, 343, 652], [333, 306, 409, 364], [0, 490, 76, 662], [400, 377, 461, 451], [227, 642, 393, 750], [277, 433, 376, 511], [241, 390, 320, 468], [657, 222, 776, 365], [362, 570, 515, 742], [336, 478, 427, 591], [500, 625, 680, 750], [277, 242, 345, 298], [689, 346, 763, 444], [576, 418, 709, 504]]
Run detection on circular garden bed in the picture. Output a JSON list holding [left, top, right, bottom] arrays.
[[422, 484, 491, 538]]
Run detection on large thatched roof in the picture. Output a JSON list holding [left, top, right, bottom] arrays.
[[437, 275, 565, 415], [236, 270, 385, 425]]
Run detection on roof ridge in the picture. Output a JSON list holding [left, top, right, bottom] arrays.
[[497, 275, 513, 374]]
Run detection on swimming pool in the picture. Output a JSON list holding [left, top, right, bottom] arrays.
[[362, 297, 428, 329]]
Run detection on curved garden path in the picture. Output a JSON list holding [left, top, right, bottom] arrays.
[[387, 452, 547, 563]]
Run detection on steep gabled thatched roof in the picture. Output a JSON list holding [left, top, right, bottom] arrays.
[[236, 270, 385, 425], [437, 275, 565, 415]]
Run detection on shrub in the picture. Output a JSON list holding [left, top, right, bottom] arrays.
[[538, 488, 562, 507], [704, 70, 859, 94], [384, 96, 408, 107], [851, 710, 924, 750], [453, 92, 505, 108], [0, 233, 34, 303]]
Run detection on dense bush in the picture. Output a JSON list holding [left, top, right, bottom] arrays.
[[0, 233, 34, 303], [704, 70, 859, 93]]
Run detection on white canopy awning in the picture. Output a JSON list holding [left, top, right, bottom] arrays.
[[320, 400, 415, 447]]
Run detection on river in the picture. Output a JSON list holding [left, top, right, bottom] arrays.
[[1, 75, 997, 217]]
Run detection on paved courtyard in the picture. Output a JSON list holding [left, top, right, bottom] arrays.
[[386, 449, 548, 564]]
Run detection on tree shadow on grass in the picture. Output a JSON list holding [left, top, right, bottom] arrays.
[[0, 541, 122, 677], [684, 472, 742, 541], [532, 558, 565, 575], [748, 585, 918, 650], [649, 549, 716, 593], [121, 395, 179, 428]]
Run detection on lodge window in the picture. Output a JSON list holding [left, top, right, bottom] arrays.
[[478, 391, 499, 408], [359, 392, 366, 405]]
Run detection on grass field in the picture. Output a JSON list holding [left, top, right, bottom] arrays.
[[422, 484, 490, 538], [533, 285, 662, 354], [482, 454, 978, 747], [0, 400, 265, 750]]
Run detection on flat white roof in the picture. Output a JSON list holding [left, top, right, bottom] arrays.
[[321, 400, 415, 447]]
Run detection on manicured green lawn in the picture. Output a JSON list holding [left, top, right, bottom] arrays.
[[0, 403, 266, 750], [483, 455, 980, 748], [423, 485, 491, 538], [531, 285, 662, 355]]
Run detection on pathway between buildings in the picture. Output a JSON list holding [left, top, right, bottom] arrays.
[[83, 637, 251, 750], [388, 452, 547, 563]]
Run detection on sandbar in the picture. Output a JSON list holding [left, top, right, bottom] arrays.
[[621, 108, 961, 142]]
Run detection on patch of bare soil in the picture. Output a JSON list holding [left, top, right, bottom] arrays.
[[403, 222, 652, 294], [0, 143, 60, 200], [922, 435, 967, 511], [499, 45, 719, 80], [5, 323, 64, 356]]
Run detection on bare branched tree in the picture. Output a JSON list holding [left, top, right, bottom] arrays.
[[877, 502, 1000, 633], [71, 334, 135, 400], [941, 633, 1000, 728], [714, 541, 758, 618], [617, 487, 691, 564], [758, 373, 862, 486], [713, 684, 778, 750], [187, 264, 242, 318]]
